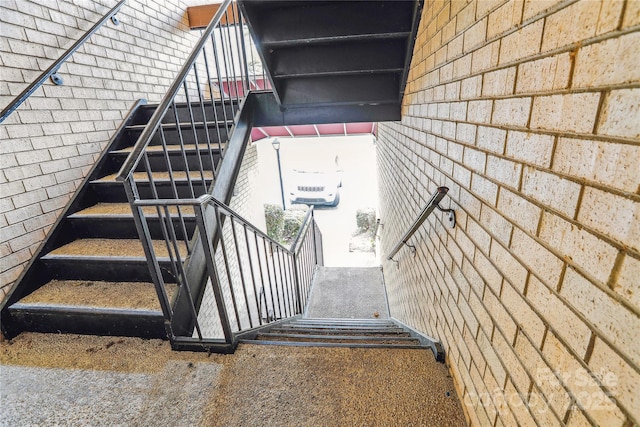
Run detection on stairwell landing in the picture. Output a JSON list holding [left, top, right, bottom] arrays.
[[1, 267, 467, 425]]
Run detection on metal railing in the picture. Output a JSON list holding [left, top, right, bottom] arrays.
[[0, 0, 126, 123], [111, 0, 313, 349], [116, 0, 268, 201], [387, 186, 456, 261], [133, 196, 322, 347], [114, 3, 269, 292]]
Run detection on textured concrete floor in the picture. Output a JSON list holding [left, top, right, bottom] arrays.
[[0, 268, 467, 425], [305, 267, 389, 319], [0, 333, 468, 426]]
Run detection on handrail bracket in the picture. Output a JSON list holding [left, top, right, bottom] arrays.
[[436, 204, 456, 228], [386, 186, 456, 261]]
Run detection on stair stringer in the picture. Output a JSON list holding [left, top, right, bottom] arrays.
[[0, 99, 148, 337], [389, 316, 445, 362]]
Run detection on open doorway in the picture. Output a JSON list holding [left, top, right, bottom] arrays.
[[254, 135, 379, 267]]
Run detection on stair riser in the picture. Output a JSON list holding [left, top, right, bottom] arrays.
[[270, 328, 409, 337], [255, 335, 420, 345], [124, 126, 230, 148], [133, 102, 236, 126], [134, 152, 219, 173], [288, 324, 400, 330], [108, 151, 220, 174], [67, 217, 196, 240], [90, 181, 211, 202], [3, 306, 167, 340], [41, 258, 178, 283]]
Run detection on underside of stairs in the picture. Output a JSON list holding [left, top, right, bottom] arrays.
[[239, 0, 424, 122], [1, 100, 235, 340]]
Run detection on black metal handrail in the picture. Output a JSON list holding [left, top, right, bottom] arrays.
[[0, 0, 126, 124], [387, 186, 456, 261], [115, 0, 267, 188], [132, 195, 322, 347]]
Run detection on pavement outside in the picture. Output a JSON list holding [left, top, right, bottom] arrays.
[[305, 266, 389, 319]]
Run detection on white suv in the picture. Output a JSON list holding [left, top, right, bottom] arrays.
[[289, 168, 342, 207]]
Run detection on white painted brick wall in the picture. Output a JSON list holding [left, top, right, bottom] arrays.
[[0, 0, 213, 296], [378, 1, 640, 425]]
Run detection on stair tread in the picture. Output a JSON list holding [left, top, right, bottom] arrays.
[[285, 324, 400, 331], [125, 120, 232, 130], [70, 203, 195, 217], [254, 335, 421, 344], [291, 318, 397, 326], [44, 238, 187, 259], [271, 327, 408, 336], [241, 340, 427, 350], [16, 280, 177, 312], [260, 333, 415, 341], [112, 143, 226, 154], [94, 171, 214, 183]]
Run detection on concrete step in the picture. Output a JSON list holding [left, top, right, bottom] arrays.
[[270, 326, 410, 337], [255, 332, 421, 346]]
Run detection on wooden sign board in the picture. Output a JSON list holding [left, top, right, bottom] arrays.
[[187, 3, 240, 29]]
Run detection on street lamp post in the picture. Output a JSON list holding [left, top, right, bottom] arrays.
[[272, 138, 285, 210]]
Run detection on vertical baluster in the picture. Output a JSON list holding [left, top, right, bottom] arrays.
[[223, 7, 240, 105], [274, 247, 288, 318], [214, 204, 241, 330], [230, 218, 252, 329], [124, 180, 173, 321], [194, 201, 233, 343], [243, 224, 261, 326], [162, 202, 203, 340], [278, 249, 293, 317], [182, 72, 209, 193], [171, 92, 195, 199], [231, 3, 249, 96], [269, 242, 283, 319], [193, 52, 217, 181], [218, 18, 236, 119], [254, 232, 267, 324], [262, 238, 277, 321], [158, 108, 190, 251], [210, 32, 230, 157]]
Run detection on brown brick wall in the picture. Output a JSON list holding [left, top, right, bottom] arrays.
[[0, 0, 212, 297], [377, 0, 639, 425]]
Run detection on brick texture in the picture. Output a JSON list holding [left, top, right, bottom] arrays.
[[378, 1, 640, 425], [0, 0, 213, 297]]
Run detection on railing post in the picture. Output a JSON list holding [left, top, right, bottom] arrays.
[[311, 210, 318, 266], [122, 181, 174, 322], [194, 202, 234, 344], [292, 252, 302, 314]]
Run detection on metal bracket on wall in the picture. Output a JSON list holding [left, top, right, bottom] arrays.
[[50, 68, 63, 86], [111, 15, 120, 25], [436, 205, 456, 229], [405, 243, 416, 256], [390, 258, 399, 268]]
